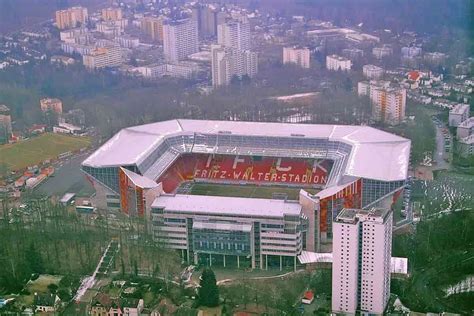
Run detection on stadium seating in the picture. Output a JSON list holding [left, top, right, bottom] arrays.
[[158, 154, 333, 193]]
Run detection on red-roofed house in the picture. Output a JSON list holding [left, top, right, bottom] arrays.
[[302, 290, 314, 304], [408, 71, 421, 81], [28, 124, 47, 134]]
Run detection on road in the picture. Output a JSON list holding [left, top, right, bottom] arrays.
[[432, 118, 450, 171], [35, 151, 94, 197]]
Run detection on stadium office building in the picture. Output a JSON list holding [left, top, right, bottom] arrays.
[[82, 119, 410, 269]]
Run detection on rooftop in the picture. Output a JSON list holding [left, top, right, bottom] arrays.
[[459, 117, 474, 128], [450, 104, 470, 115], [327, 54, 349, 61], [82, 119, 411, 183], [459, 134, 474, 145], [151, 194, 302, 218], [335, 207, 391, 224]]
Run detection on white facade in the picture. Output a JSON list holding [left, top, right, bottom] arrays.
[[211, 45, 258, 86], [283, 46, 310, 69], [116, 36, 140, 48], [136, 62, 200, 79], [342, 48, 364, 60], [326, 54, 351, 71], [457, 117, 474, 139], [83, 45, 122, 69], [357, 80, 390, 97], [401, 46, 422, 58], [362, 64, 384, 80], [332, 208, 393, 315], [458, 135, 474, 157], [163, 19, 199, 62], [372, 46, 393, 59], [448, 104, 470, 127], [61, 42, 93, 56], [217, 19, 251, 51], [151, 194, 304, 270], [424, 52, 447, 65]]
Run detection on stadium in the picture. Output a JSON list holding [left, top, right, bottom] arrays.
[[82, 119, 410, 269]]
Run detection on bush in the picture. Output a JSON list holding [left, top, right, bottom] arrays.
[[20, 288, 30, 295], [47, 283, 58, 294]]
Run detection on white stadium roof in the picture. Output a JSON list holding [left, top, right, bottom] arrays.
[[83, 119, 410, 183]]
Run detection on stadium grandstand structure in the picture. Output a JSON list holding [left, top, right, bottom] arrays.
[[82, 119, 410, 250]]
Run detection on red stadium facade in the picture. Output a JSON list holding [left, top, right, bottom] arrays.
[[157, 154, 333, 193]]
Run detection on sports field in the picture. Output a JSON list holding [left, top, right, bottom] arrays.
[[0, 133, 91, 171], [178, 182, 319, 200]]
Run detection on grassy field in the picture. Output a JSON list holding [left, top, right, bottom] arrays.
[[183, 182, 319, 200], [14, 275, 63, 306], [0, 133, 91, 171]]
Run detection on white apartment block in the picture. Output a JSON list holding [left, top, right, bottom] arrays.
[[283, 46, 310, 69], [163, 19, 199, 62], [342, 48, 364, 60], [95, 19, 128, 37], [362, 64, 384, 80], [448, 104, 470, 127], [61, 42, 93, 56], [332, 208, 393, 315], [59, 28, 88, 43], [217, 19, 251, 51], [401, 46, 422, 58], [211, 45, 258, 87], [424, 52, 447, 65], [457, 117, 474, 139], [357, 80, 390, 97], [326, 54, 351, 71], [458, 135, 474, 157], [116, 35, 140, 48], [83, 45, 122, 70], [136, 62, 200, 79], [372, 46, 393, 59], [370, 86, 406, 125]]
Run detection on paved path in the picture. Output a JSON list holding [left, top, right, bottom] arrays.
[[216, 269, 305, 285]]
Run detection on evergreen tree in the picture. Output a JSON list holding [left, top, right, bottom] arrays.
[[198, 268, 219, 307], [25, 242, 44, 274]]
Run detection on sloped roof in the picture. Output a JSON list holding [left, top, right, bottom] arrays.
[[83, 119, 410, 182]]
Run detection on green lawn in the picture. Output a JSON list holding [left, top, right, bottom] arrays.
[[0, 133, 91, 171], [16, 275, 63, 306], [187, 183, 319, 200]]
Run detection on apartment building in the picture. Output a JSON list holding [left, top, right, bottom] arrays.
[[101, 7, 123, 21], [83, 46, 122, 70], [140, 16, 165, 42], [372, 45, 393, 59], [370, 86, 406, 125], [40, 98, 63, 114], [0, 104, 12, 144], [326, 54, 351, 71], [448, 103, 470, 127], [457, 117, 474, 139], [217, 18, 251, 51], [283, 46, 311, 69], [332, 208, 393, 315], [362, 64, 384, 80], [211, 44, 258, 86], [55, 6, 88, 30], [163, 19, 199, 62]]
